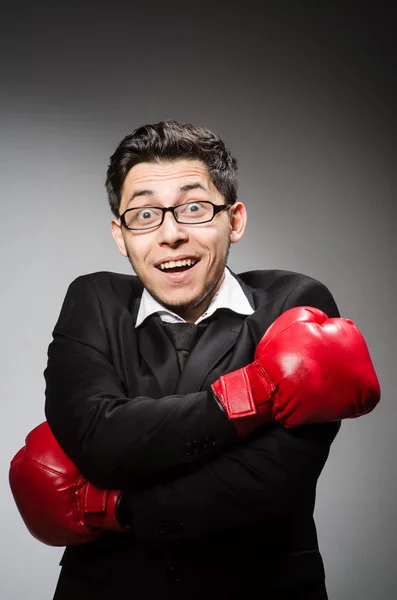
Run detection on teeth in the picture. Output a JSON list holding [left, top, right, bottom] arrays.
[[159, 259, 196, 270]]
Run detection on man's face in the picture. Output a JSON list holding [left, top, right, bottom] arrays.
[[111, 159, 246, 322]]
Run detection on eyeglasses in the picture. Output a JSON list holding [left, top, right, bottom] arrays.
[[119, 200, 230, 231]]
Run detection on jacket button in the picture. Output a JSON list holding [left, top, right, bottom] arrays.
[[166, 565, 180, 583]]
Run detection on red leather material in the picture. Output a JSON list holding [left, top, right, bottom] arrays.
[[212, 306, 380, 437], [9, 421, 123, 546]]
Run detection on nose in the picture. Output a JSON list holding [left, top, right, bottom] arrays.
[[157, 211, 189, 246]]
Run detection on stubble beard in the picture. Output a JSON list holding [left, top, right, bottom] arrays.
[[126, 240, 231, 320]]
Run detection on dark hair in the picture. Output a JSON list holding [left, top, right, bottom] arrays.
[[105, 119, 238, 217]]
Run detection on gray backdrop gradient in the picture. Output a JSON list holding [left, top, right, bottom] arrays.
[[1, 3, 395, 599]]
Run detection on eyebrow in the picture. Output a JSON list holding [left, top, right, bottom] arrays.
[[127, 182, 208, 205], [127, 189, 154, 204], [180, 183, 207, 193]]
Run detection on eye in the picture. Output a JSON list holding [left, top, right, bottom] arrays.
[[183, 202, 206, 214], [137, 208, 156, 220], [126, 207, 162, 228]]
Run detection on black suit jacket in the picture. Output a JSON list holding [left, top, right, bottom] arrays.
[[44, 268, 341, 598]]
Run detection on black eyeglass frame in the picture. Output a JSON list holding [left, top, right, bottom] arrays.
[[119, 201, 231, 231]]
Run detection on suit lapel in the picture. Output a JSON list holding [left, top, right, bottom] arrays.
[[176, 310, 244, 395]]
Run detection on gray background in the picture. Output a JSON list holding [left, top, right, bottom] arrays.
[[1, 2, 395, 598]]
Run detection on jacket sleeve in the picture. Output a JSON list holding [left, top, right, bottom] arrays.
[[44, 275, 238, 490], [119, 419, 340, 543]]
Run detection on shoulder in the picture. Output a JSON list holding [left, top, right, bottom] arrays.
[[235, 269, 340, 318], [236, 268, 327, 299], [53, 271, 143, 332], [60, 271, 144, 313], [66, 270, 142, 296], [236, 268, 315, 291]]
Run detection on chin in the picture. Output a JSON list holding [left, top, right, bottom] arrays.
[[157, 291, 203, 312], [161, 297, 196, 312]]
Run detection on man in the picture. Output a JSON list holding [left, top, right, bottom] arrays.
[[9, 120, 380, 599]]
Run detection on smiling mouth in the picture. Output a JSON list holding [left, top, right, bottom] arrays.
[[156, 259, 198, 273]]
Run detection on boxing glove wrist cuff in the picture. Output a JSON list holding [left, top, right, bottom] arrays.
[[211, 361, 275, 419], [82, 485, 124, 532]]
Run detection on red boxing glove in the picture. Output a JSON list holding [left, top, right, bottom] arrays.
[[9, 421, 123, 546], [212, 306, 380, 437]]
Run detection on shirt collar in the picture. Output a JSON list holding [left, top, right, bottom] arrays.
[[135, 267, 254, 327]]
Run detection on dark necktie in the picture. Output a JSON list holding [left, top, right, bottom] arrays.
[[162, 322, 200, 371]]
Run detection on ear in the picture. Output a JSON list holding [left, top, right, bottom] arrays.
[[110, 219, 128, 257], [229, 202, 247, 244]]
